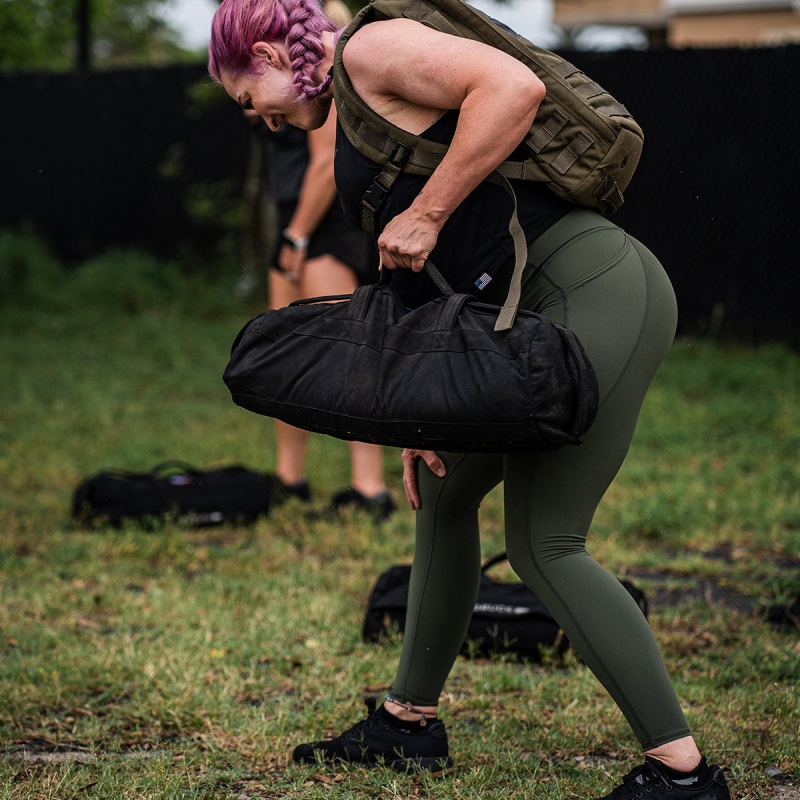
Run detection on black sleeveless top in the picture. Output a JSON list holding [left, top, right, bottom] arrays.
[[334, 109, 570, 308], [263, 123, 309, 205]]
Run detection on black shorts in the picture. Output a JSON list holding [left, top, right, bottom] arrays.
[[273, 199, 379, 286]]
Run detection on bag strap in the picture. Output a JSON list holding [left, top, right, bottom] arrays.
[[426, 226, 526, 335], [291, 293, 352, 306], [486, 172, 527, 332], [481, 552, 509, 573], [150, 461, 201, 477]]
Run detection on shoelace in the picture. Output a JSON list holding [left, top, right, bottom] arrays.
[[340, 697, 384, 741], [612, 763, 674, 800]]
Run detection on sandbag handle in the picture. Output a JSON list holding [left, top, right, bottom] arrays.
[[291, 293, 352, 307], [84, 461, 200, 481], [150, 460, 203, 477], [481, 552, 509, 573], [375, 259, 454, 297], [346, 274, 407, 321], [435, 293, 472, 330], [425, 260, 523, 333], [422, 260, 455, 296]]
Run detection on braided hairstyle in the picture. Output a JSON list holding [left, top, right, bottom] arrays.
[[209, 0, 338, 102]]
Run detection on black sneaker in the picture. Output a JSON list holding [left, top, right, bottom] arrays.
[[598, 757, 731, 800], [330, 488, 396, 521], [292, 697, 451, 774], [269, 475, 311, 505]]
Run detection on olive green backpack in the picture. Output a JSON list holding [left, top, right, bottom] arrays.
[[332, 0, 644, 330]]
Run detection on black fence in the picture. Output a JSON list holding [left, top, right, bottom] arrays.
[[2, 45, 798, 343], [565, 45, 799, 344], [0, 65, 247, 266]]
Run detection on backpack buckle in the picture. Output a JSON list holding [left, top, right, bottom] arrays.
[[360, 142, 413, 233], [362, 178, 390, 216], [389, 142, 412, 168]]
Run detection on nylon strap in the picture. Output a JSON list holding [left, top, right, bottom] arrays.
[[575, 81, 606, 101], [597, 102, 632, 118], [554, 60, 581, 79], [551, 132, 594, 175], [336, 94, 446, 175], [487, 172, 527, 332], [360, 143, 412, 234], [528, 108, 569, 153], [593, 173, 623, 211]]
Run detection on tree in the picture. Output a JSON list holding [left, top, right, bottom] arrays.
[[0, 0, 196, 72]]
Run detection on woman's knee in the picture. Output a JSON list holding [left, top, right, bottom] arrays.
[[417, 452, 503, 516], [505, 528, 589, 593]]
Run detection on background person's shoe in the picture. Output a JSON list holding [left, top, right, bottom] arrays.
[[292, 697, 451, 774], [330, 488, 396, 521], [598, 757, 731, 800], [269, 475, 311, 505]]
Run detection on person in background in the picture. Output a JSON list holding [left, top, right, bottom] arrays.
[[247, 0, 395, 521], [208, 1, 732, 798]]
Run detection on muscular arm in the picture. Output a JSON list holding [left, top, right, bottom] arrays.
[[343, 19, 545, 270]]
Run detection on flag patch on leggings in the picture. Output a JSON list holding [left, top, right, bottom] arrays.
[[474, 272, 492, 290]]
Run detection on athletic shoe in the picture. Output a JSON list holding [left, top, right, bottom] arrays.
[[330, 488, 396, 521], [269, 475, 311, 505], [597, 757, 731, 800], [292, 697, 452, 774]]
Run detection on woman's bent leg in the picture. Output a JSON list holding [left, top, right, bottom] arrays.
[[390, 452, 503, 705], [503, 211, 688, 749]]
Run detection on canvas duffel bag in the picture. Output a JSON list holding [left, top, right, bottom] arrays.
[[363, 553, 649, 662], [223, 261, 599, 454], [71, 461, 272, 529]]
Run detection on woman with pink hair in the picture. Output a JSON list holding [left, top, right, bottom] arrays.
[[209, 3, 731, 799]]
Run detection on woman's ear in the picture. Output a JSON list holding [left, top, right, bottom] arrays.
[[251, 41, 281, 66]]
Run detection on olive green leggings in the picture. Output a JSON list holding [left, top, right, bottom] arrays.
[[391, 209, 689, 750]]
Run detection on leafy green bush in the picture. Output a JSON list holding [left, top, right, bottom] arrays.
[[62, 248, 185, 314], [0, 227, 66, 308], [0, 228, 258, 318]]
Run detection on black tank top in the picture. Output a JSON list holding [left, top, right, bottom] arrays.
[[264, 124, 309, 205], [334, 109, 570, 307]]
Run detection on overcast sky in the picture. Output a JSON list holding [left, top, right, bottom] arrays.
[[160, 0, 562, 51]]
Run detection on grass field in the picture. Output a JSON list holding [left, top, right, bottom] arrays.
[[0, 242, 798, 799]]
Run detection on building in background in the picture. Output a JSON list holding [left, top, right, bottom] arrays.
[[553, 0, 800, 46]]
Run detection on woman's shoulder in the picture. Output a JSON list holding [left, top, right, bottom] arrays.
[[344, 18, 419, 63]]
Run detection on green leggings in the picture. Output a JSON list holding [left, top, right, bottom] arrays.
[[391, 209, 689, 750]]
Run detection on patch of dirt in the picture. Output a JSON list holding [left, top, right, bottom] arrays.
[[625, 571, 759, 613], [1, 737, 169, 764], [770, 774, 800, 800], [624, 546, 800, 617]]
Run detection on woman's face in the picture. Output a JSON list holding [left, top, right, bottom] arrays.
[[221, 44, 330, 132]]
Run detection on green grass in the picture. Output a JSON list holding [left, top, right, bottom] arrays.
[[0, 241, 798, 799]]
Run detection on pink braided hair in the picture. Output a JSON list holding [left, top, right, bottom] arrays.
[[208, 0, 337, 102]]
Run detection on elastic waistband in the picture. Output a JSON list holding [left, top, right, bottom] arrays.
[[527, 208, 619, 267]]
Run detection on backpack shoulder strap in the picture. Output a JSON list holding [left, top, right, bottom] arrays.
[[334, 4, 446, 176]]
